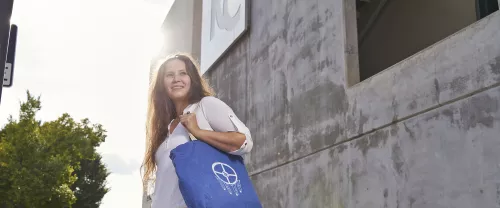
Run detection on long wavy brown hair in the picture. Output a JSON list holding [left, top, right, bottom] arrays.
[[142, 53, 214, 191]]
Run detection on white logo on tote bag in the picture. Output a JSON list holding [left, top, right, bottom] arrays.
[[212, 162, 243, 196]]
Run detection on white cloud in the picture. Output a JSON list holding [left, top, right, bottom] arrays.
[[101, 171, 144, 208], [1, 0, 174, 207], [103, 153, 141, 175]]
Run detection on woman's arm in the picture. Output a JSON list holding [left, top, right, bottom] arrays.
[[190, 129, 246, 152], [179, 96, 253, 155]]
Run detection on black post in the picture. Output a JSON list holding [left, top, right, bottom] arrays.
[[4, 24, 18, 88], [0, 0, 15, 104]]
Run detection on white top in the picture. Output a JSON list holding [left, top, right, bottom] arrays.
[[151, 96, 253, 208]]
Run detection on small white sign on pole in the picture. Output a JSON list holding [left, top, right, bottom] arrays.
[[200, 0, 249, 74], [3, 62, 12, 87]]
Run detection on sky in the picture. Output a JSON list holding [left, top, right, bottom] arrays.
[[1, 0, 173, 207]]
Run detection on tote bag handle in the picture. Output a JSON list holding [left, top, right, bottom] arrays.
[[184, 101, 211, 141]]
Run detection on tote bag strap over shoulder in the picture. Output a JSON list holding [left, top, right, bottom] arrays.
[[184, 100, 211, 141]]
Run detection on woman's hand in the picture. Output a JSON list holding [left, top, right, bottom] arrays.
[[179, 112, 201, 136]]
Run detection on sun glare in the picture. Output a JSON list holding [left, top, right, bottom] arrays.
[[145, 29, 165, 59]]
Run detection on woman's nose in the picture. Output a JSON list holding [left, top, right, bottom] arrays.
[[172, 74, 179, 82]]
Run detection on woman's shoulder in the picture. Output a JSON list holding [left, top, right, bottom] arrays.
[[200, 96, 226, 106], [199, 96, 231, 110]]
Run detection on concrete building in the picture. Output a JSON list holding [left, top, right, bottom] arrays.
[[147, 0, 500, 207]]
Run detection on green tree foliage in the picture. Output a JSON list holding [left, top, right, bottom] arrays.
[[0, 92, 110, 208], [70, 155, 110, 208]]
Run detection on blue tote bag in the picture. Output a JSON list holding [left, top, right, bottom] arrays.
[[170, 140, 262, 208]]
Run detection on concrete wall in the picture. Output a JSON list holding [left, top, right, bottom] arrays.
[[150, 0, 202, 76], [150, 0, 204, 83], [202, 0, 500, 207], [160, 0, 194, 56]]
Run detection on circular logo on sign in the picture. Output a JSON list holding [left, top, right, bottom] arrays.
[[212, 162, 238, 185]]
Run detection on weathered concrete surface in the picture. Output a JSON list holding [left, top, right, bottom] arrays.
[[349, 86, 500, 208], [251, 143, 350, 208], [202, 0, 500, 207], [251, 86, 500, 208], [207, 0, 348, 174]]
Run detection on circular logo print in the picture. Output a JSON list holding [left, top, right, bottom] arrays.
[[212, 162, 238, 185]]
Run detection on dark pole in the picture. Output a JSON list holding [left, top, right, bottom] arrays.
[[4, 24, 18, 88], [0, 0, 14, 104]]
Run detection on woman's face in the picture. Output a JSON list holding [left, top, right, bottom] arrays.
[[164, 59, 192, 102]]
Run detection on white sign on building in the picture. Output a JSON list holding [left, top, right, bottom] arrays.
[[200, 0, 248, 74]]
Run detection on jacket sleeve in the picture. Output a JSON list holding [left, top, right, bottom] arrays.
[[199, 96, 253, 155]]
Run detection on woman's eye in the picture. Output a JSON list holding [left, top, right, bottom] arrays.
[[166, 74, 174, 78], [180, 71, 187, 76]]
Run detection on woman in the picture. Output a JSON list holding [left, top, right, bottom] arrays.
[[142, 53, 254, 208]]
